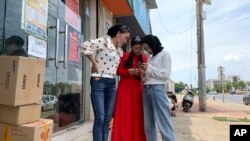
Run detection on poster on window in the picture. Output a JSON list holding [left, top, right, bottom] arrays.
[[65, 0, 80, 31], [68, 30, 80, 63], [28, 35, 47, 59], [23, 0, 48, 39]]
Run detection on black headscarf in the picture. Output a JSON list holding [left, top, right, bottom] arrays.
[[141, 35, 163, 56], [107, 24, 130, 38]]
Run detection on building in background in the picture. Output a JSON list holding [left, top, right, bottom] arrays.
[[206, 79, 220, 90], [227, 75, 241, 83], [206, 75, 241, 92], [166, 79, 175, 93]]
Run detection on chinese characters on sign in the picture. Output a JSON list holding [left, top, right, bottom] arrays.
[[23, 0, 48, 39]]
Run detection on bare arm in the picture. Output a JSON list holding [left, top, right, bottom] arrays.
[[86, 54, 100, 73]]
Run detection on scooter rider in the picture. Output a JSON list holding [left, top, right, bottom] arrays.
[[182, 84, 194, 112]]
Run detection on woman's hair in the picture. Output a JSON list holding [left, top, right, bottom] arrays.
[[141, 34, 163, 56], [131, 36, 142, 47], [125, 36, 143, 68], [107, 24, 130, 38]]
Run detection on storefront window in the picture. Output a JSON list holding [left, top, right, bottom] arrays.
[[0, 0, 5, 54], [2, 0, 86, 133], [4, 0, 28, 55], [41, 0, 85, 132]]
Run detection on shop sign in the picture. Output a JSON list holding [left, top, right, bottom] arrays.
[[133, 0, 150, 34], [65, 0, 81, 32], [22, 0, 48, 40], [68, 30, 80, 63], [28, 35, 47, 59]]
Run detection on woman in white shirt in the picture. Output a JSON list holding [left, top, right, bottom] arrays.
[[139, 35, 175, 141], [80, 24, 130, 141]]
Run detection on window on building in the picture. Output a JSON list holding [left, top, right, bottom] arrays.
[[0, 0, 5, 55], [4, 0, 28, 55]]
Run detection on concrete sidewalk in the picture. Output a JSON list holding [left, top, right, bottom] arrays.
[[73, 96, 250, 141]]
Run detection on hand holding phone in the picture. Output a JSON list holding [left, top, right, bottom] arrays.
[[139, 63, 148, 71], [137, 61, 142, 68]]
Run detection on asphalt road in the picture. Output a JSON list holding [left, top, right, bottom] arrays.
[[207, 93, 244, 104]]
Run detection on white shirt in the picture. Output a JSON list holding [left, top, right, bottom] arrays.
[[80, 36, 123, 77], [143, 50, 172, 85]]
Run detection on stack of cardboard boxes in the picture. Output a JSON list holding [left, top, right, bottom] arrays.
[[0, 56, 53, 141]]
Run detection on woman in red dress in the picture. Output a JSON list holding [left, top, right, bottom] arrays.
[[112, 36, 147, 141]]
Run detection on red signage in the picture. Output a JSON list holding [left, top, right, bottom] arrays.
[[65, 0, 79, 30], [68, 31, 80, 63]]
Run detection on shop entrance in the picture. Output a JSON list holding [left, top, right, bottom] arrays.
[[41, 0, 84, 132]]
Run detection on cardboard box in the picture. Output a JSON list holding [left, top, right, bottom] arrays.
[[0, 104, 41, 125], [0, 119, 53, 141], [0, 56, 45, 106]]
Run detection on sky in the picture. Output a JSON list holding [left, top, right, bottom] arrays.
[[150, 0, 250, 87]]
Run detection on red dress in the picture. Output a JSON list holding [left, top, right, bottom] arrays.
[[112, 52, 147, 141]]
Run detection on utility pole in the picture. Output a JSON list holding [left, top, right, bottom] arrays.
[[196, 0, 210, 112]]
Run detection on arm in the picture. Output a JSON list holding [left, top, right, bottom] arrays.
[[80, 37, 106, 73], [86, 55, 100, 73], [80, 37, 106, 55], [116, 53, 130, 76], [137, 54, 148, 77], [145, 52, 172, 81]]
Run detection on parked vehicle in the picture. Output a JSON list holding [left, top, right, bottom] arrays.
[[42, 95, 58, 111], [237, 90, 248, 95], [182, 89, 194, 112], [230, 91, 236, 94], [243, 93, 250, 105], [208, 91, 217, 95]]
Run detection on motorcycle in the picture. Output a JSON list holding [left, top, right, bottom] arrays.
[[182, 89, 194, 112]]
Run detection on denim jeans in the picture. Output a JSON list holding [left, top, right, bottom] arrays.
[[143, 84, 175, 141], [90, 77, 116, 141]]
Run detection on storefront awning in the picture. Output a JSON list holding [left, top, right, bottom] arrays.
[[116, 16, 147, 37], [145, 0, 158, 9], [101, 0, 133, 16]]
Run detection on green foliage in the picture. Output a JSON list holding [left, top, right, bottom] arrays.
[[43, 81, 81, 96], [175, 82, 185, 93], [214, 84, 222, 93], [206, 87, 212, 93], [225, 82, 232, 93], [213, 116, 250, 122], [237, 81, 246, 90]]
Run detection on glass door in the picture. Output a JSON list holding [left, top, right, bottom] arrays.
[[42, 0, 83, 132]]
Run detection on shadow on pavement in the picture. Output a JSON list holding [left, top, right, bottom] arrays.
[[172, 95, 196, 141]]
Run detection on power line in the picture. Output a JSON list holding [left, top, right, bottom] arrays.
[[156, 6, 196, 34], [189, 0, 195, 86]]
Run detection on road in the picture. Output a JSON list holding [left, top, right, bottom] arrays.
[[207, 93, 244, 104]]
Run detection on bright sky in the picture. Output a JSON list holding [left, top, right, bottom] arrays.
[[150, 0, 250, 87]]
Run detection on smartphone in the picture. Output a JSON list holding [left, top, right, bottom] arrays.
[[137, 61, 142, 68]]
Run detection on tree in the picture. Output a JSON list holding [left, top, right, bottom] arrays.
[[214, 84, 221, 93], [206, 87, 212, 93], [175, 82, 185, 93], [236, 81, 246, 90], [225, 82, 232, 93]]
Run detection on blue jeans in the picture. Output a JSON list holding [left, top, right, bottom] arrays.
[[143, 84, 175, 141], [90, 77, 116, 141]]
